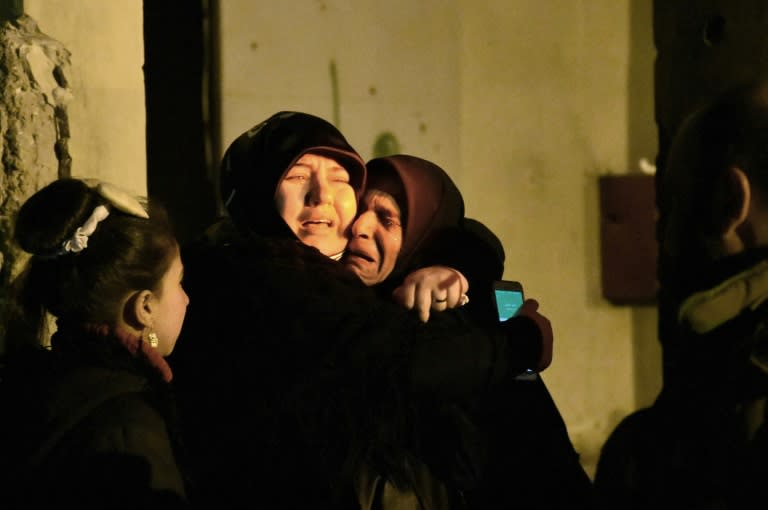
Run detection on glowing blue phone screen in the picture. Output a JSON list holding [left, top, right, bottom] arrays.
[[495, 290, 524, 321]]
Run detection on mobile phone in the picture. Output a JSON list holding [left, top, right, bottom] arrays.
[[492, 280, 525, 321], [493, 280, 537, 379]]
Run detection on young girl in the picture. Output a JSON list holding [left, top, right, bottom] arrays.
[[0, 178, 190, 508]]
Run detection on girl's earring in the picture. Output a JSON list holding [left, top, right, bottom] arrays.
[[148, 331, 159, 348]]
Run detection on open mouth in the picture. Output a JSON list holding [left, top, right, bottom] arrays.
[[302, 219, 332, 227], [347, 250, 374, 263]]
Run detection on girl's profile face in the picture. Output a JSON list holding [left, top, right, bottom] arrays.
[[151, 251, 189, 356], [275, 153, 358, 257]]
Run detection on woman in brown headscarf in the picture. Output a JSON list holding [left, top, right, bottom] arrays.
[[171, 115, 554, 509], [345, 154, 591, 509]]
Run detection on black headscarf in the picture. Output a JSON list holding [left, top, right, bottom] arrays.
[[219, 111, 367, 239]]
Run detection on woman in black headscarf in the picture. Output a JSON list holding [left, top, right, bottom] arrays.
[[170, 113, 552, 509]]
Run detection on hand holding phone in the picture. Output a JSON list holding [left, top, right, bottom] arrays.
[[516, 299, 553, 373], [492, 280, 524, 321], [493, 280, 544, 379]]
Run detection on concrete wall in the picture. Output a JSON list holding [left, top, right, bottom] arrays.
[[219, 0, 659, 477], [457, 0, 659, 475], [24, 0, 146, 196], [26, 0, 659, 478]]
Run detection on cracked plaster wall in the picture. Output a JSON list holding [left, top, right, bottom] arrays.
[[0, 14, 72, 347], [0, 1, 144, 353]]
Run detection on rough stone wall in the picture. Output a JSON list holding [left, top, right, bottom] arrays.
[[0, 14, 72, 353]]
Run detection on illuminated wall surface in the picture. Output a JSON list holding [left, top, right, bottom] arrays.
[[22, 0, 658, 478], [24, 0, 146, 196]]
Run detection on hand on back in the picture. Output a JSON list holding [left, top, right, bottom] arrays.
[[392, 266, 469, 323]]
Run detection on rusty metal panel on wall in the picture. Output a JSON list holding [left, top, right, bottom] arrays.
[[599, 174, 658, 304]]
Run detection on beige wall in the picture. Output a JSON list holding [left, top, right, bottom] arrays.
[[219, 0, 660, 477], [24, 0, 146, 196], [456, 0, 659, 475], [28, 0, 660, 478], [218, 0, 462, 166]]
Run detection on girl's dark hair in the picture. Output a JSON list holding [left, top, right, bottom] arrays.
[[9, 179, 177, 346]]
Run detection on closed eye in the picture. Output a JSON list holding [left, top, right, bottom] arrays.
[[378, 212, 401, 229], [330, 168, 351, 183]]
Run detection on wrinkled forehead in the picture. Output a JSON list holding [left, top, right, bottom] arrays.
[[365, 166, 407, 220], [290, 152, 351, 174], [361, 189, 403, 216], [281, 147, 366, 196]]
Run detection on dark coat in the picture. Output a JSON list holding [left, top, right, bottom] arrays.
[[0, 326, 188, 509], [170, 114, 547, 508], [362, 155, 593, 509], [436, 219, 594, 509], [169, 222, 544, 509], [594, 249, 768, 509]]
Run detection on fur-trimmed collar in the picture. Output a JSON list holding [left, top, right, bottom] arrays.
[[678, 259, 768, 334]]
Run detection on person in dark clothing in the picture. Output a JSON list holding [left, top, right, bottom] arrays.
[[0, 178, 190, 509], [344, 154, 481, 508], [348, 154, 548, 330], [426, 217, 506, 325], [436, 217, 592, 510], [593, 78, 768, 508], [345, 154, 593, 509], [168, 111, 553, 509], [345, 153, 472, 322]]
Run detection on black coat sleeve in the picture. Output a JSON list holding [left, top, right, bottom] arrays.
[[394, 305, 543, 402]]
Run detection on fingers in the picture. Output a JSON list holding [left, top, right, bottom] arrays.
[[517, 298, 539, 316], [392, 284, 416, 310], [392, 266, 471, 322], [452, 269, 469, 297], [515, 299, 553, 372], [395, 279, 440, 322], [415, 284, 435, 322], [443, 280, 463, 308], [436, 268, 469, 309], [534, 312, 553, 371]]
